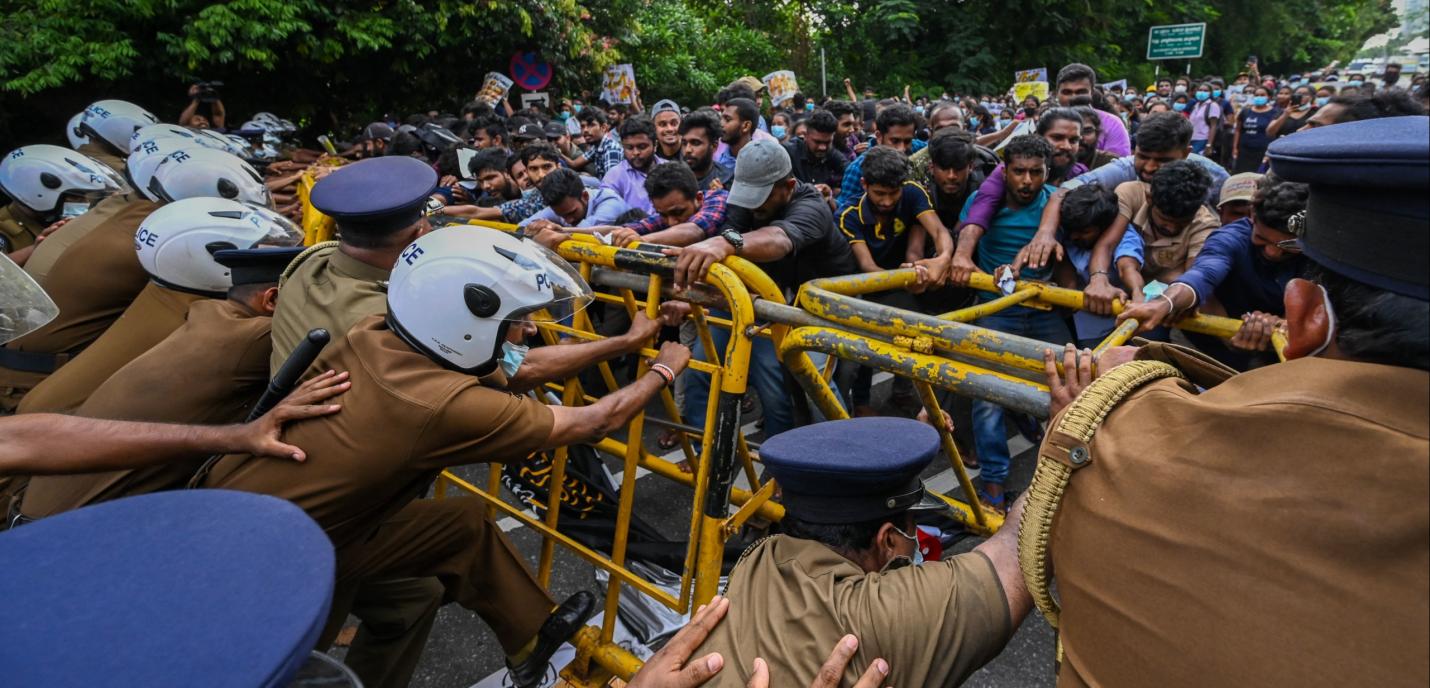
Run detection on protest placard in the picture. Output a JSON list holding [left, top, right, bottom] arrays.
[[601, 64, 638, 104], [763, 70, 800, 106], [475, 71, 513, 106]]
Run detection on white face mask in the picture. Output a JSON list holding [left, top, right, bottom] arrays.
[[62, 202, 90, 219], [499, 340, 529, 376], [1307, 283, 1338, 358], [892, 524, 925, 565]]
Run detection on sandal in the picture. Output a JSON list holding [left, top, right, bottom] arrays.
[[975, 488, 1008, 516], [656, 428, 682, 451]]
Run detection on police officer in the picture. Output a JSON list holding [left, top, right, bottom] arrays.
[[15, 239, 303, 521], [0, 135, 264, 411], [72, 99, 158, 174], [1024, 116, 1430, 687], [203, 227, 691, 688], [693, 416, 1032, 686], [19, 163, 285, 415], [0, 145, 124, 265]]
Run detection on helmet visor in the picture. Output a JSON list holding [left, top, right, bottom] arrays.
[[503, 240, 594, 325], [244, 203, 305, 247], [0, 253, 58, 345]]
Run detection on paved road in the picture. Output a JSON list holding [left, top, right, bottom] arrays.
[[327, 375, 1056, 687]]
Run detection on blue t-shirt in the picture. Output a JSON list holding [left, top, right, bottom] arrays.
[[960, 184, 1057, 289], [1173, 218, 1302, 317], [837, 181, 936, 269]]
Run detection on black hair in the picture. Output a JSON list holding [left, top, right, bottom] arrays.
[[1304, 261, 1430, 371], [929, 129, 977, 169], [576, 107, 608, 126], [1135, 112, 1193, 152], [617, 115, 657, 141], [1149, 160, 1212, 219], [720, 82, 758, 104], [678, 109, 723, 142], [643, 161, 699, 201], [461, 101, 492, 119], [1251, 173, 1309, 232], [468, 148, 510, 177], [792, 92, 807, 110], [474, 120, 507, 143], [861, 146, 909, 187], [404, 113, 430, 127], [1056, 63, 1097, 87], [826, 100, 860, 121], [389, 131, 424, 157], [1325, 90, 1427, 124], [227, 281, 276, 304], [537, 167, 586, 207], [1002, 133, 1052, 166], [1073, 105, 1102, 130], [1036, 107, 1084, 135], [434, 144, 472, 178], [612, 207, 649, 225], [726, 98, 760, 128], [806, 109, 838, 134], [875, 104, 917, 133], [518, 141, 562, 166], [609, 103, 630, 116], [780, 514, 909, 554], [1060, 183, 1119, 232]]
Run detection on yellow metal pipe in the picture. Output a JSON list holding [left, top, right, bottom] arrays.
[[939, 288, 1042, 321], [911, 380, 991, 533]]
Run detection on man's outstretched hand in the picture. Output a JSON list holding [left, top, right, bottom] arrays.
[[239, 370, 349, 461]]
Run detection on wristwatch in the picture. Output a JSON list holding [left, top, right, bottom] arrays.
[[719, 228, 745, 254]]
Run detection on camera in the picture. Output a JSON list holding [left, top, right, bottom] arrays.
[[194, 81, 224, 103]]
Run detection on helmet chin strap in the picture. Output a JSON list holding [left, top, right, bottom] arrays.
[[1306, 283, 1338, 358]]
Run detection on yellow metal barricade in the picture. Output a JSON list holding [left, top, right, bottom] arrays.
[[411, 220, 1273, 684]]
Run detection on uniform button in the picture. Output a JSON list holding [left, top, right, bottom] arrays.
[[1069, 446, 1089, 465]]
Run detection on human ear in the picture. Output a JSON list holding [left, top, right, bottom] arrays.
[[1283, 278, 1331, 360]]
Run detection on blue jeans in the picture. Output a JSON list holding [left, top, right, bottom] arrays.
[[971, 307, 1072, 487], [1191, 139, 1208, 154], [683, 311, 838, 437]]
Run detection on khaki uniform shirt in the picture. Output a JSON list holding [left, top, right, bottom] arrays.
[[1051, 357, 1430, 687], [269, 245, 390, 373], [76, 142, 127, 180], [1115, 181, 1219, 283], [18, 283, 205, 414], [19, 300, 271, 519], [0, 203, 43, 255], [21, 192, 136, 284], [695, 535, 1012, 687], [208, 315, 551, 553]]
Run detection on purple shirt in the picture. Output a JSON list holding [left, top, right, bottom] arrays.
[[601, 160, 655, 215], [1095, 110, 1132, 156], [958, 161, 1089, 230]]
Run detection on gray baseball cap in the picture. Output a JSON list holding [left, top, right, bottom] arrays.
[[651, 99, 681, 116], [727, 138, 792, 209]]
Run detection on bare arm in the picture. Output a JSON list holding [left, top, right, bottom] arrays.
[[441, 204, 504, 221], [509, 312, 669, 393], [664, 226, 794, 290], [973, 493, 1032, 626], [542, 342, 689, 449], [1116, 255, 1146, 303], [0, 371, 348, 475], [844, 78, 858, 103], [1266, 107, 1290, 138], [211, 99, 226, 129], [179, 94, 199, 127], [976, 120, 1018, 148]]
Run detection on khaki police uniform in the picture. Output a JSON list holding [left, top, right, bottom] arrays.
[[21, 192, 135, 284], [76, 142, 127, 178], [18, 282, 204, 414], [269, 244, 389, 373], [0, 195, 158, 410], [205, 315, 557, 657], [699, 535, 1011, 686], [0, 203, 44, 256], [1040, 356, 1428, 687], [17, 299, 272, 519]]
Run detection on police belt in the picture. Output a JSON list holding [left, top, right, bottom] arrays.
[[0, 348, 72, 375]]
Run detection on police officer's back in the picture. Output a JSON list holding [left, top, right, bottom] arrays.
[[695, 417, 1031, 686]]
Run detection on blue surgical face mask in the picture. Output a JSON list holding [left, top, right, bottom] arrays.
[[573, 104, 584, 113], [806, 103, 815, 111], [1195, 91, 1210, 101], [771, 124, 787, 139], [1212, 89, 1223, 98], [892, 525, 925, 565], [1124, 93, 1138, 102], [1315, 96, 1330, 107], [914, 106, 925, 116], [499, 340, 529, 377], [1172, 102, 1188, 112], [61, 201, 90, 219], [968, 117, 979, 127], [1349, 80, 1363, 87], [1252, 96, 1269, 106]]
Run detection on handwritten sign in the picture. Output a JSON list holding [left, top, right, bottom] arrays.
[[601, 64, 638, 105], [763, 70, 800, 106]]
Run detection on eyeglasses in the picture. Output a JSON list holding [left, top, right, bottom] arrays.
[[1275, 238, 1304, 254]]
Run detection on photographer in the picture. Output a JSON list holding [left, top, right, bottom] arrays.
[[179, 82, 226, 130]]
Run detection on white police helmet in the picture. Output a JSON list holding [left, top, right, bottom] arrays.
[[66, 112, 89, 149], [134, 197, 303, 295], [147, 148, 271, 207], [128, 124, 242, 157], [386, 227, 592, 373], [0, 145, 125, 216], [223, 133, 254, 157], [78, 100, 160, 152]]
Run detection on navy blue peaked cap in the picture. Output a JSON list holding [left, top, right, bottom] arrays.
[[1267, 116, 1429, 300], [311, 156, 437, 235], [760, 417, 940, 524]]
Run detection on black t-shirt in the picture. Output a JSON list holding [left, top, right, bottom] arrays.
[[932, 168, 986, 232], [723, 181, 856, 296], [784, 139, 848, 191]]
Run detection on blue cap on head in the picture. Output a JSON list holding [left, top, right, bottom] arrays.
[[1268, 116, 1429, 301], [760, 417, 939, 524], [310, 156, 437, 235]]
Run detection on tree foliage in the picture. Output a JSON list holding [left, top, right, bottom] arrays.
[[0, 0, 1395, 150]]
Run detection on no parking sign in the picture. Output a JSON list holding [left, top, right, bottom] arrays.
[[509, 51, 552, 91]]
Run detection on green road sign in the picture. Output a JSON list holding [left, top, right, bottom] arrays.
[[1147, 23, 1206, 61]]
